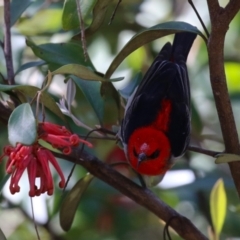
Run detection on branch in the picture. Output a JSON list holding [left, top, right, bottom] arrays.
[[3, 0, 15, 85], [188, 146, 220, 157], [54, 150, 208, 240], [75, 0, 88, 61], [206, 0, 240, 196], [224, 0, 240, 23]]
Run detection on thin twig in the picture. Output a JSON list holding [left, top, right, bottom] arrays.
[[30, 198, 40, 240], [75, 0, 88, 61], [188, 146, 220, 157], [79, 135, 116, 140], [64, 128, 100, 190], [94, 127, 117, 136], [109, 0, 122, 25], [220, 0, 240, 24], [3, 0, 15, 85], [188, 0, 210, 38], [163, 216, 179, 240]]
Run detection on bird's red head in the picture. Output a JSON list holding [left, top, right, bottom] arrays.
[[127, 127, 171, 176]]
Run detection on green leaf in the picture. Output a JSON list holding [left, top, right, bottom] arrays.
[[38, 139, 62, 153], [15, 60, 46, 75], [10, 0, 33, 26], [62, 0, 97, 30], [0, 228, 7, 240], [210, 179, 227, 235], [225, 62, 240, 93], [17, 9, 62, 36], [52, 64, 123, 82], [126, 47, 146, 72], [60, 174, 94, 231], [8, 103, 37, 146], [105, 21, 204, 78], [0, 84, 65, 121], [85, 0, 112, 36], [26, 40, 95, 70], [215, 153, 240, 164], [101, 82, 121, 122], [71, 76, 104, 124]]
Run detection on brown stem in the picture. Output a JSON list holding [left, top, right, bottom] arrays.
[[3, 0, 14, 85], [206, 0, 240, 196], [55, 150, 208, 240], [108, 0, 122, 25], [188, 146, 220, 157], [75, 0, 88, 61], [188, 0, 210, 38]]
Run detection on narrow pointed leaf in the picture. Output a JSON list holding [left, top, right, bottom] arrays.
[[52, 64, 123, 82], [26, 40, 95, 70], [71, 76, 104, 124], [38, 139, 62, 153], [225, 62, 240, 93], [85, 0, 112, 36], [210, 179, 227, 235], [8, 103, 37, 146], [10, 0, 33, 26], [101, 82, 121, 122], [60, 174, 94, 231], [215, 153, 240, 164], [15, 60, 46, 75], [105, 21, 204, 78], [17, 9, 62, 35]]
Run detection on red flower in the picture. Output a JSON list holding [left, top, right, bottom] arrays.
[[38, 122, 92, 154], [1, 143, 65, 197], [0, 122, 92, 197]]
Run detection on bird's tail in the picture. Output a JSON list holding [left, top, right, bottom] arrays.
[[171, 32, 197, 63]]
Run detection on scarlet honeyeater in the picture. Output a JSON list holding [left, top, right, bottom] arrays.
[[120, 32, 196, 176]]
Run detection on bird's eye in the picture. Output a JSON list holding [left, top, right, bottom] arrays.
[[133, 148, 138, 158], [149, 149, 160, 159]]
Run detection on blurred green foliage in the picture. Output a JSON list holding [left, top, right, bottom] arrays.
[[0, 0, 240, 239]]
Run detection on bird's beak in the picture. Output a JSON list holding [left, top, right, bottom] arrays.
[[137, 152, 147, 168]]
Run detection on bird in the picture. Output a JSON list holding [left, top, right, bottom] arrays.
[[119, 32, 196, 177]]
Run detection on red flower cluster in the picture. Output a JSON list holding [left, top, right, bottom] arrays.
[[0, 122, 92, 197], [38, 122, 92, 154]]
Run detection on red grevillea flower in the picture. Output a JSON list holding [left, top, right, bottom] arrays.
[[38, 122, 93, 154], [1, 143, 65, 197], [0, 122, 92, 197]]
